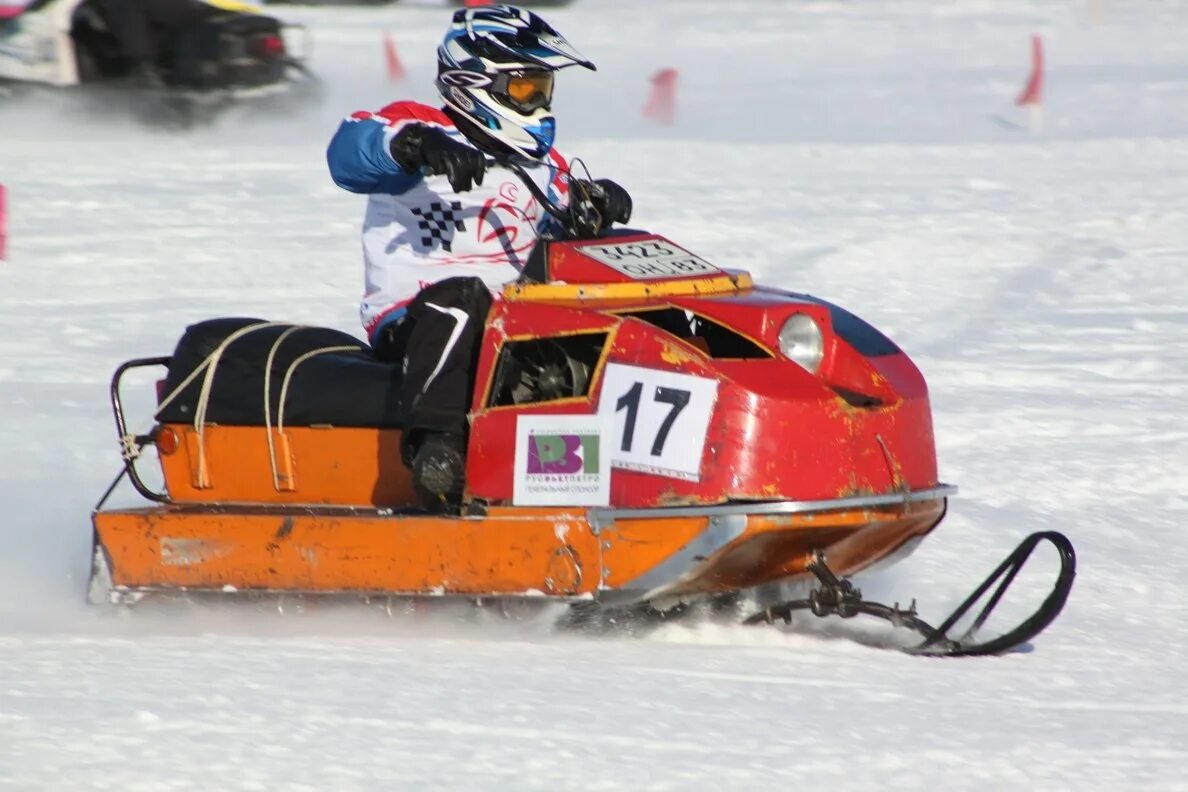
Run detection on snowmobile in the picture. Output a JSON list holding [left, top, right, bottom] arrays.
[[88, 160, 1075, 656], [446, 1, 577, 6], [0, 0, 314, 124]]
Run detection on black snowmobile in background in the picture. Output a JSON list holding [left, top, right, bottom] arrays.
[[0, 0, 316, 124]]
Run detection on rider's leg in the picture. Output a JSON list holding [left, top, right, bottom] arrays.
[[90, 0, 158, 67], [377, 277, 493, 512]]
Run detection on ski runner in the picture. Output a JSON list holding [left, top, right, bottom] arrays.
[[326, 5, 632, 512]]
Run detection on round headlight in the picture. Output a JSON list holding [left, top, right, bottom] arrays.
[[778, 313, 824, 373]]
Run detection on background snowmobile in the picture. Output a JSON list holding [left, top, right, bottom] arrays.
[[89, 161, 1075, 656], [0, 0, 314, 123], [445, 1, 576, 6]]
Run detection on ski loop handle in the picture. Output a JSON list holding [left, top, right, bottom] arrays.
[[744, 530, 1077, 657], [912, 530, 1077, 656]]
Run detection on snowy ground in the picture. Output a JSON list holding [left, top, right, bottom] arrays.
[[2, 0, 1187, 788]]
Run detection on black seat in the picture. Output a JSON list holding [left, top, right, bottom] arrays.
[[155, 318, 405, 429]]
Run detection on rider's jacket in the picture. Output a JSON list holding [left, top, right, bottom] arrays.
[[327, 101, 569, 341]]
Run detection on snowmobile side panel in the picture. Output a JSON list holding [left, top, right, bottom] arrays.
[[91, 497, 947, 601], [467, 307, 938, 508], [597, 499, 946, 598], [94, 506, 603, 596]]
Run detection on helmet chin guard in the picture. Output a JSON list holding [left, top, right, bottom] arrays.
[[435, 5, 594, 159]]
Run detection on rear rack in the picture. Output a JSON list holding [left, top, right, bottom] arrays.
[[97, 356, 172, 507]]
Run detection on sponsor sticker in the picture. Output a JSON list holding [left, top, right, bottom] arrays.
[[576, 238, 721, 280], [450, 86, 475, 112], [439, 69, 493, 88], [513, 414, 611, 506]]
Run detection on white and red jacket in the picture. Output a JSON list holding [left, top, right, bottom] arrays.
[[327, 101, 569, 341]]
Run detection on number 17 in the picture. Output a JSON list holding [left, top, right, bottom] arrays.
[[615, 383, 691, 456]]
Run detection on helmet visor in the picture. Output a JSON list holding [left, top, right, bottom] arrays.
[[494, 70, 554, 113]]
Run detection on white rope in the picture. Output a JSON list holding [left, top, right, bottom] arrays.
[[134, 320, 364, 491], [152, 321, 285, 420], [268, 344, 361, 490], [187, 321, 291, 487], [263, 326, 308, 490], [276, 346, 362, 435], [117, 321, 289, 477], [119, 434, 141, 462]]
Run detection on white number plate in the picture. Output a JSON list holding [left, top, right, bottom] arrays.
[[597, 363, 718, 480], [577, 239, 721, 280]]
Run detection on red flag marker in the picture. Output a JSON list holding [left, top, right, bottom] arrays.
[[464, 0, 493, 6], [1015, 35, 1044, 107], [643, 68, 679, 125], [384, 33, 405, 82]]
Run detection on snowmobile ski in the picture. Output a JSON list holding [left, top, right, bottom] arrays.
[[743, 530, 1076, 656]]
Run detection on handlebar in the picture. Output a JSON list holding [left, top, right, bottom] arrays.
[[488, 156, 606, 240]]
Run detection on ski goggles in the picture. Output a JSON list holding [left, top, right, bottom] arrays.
[[492, 70, 555, 113]]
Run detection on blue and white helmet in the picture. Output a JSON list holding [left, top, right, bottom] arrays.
[[436, 5, 595, 159]]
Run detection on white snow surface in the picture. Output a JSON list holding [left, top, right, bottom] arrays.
[[2, 0, 1187, 788]]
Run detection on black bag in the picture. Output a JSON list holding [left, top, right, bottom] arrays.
[[157, 317, 404, 428]]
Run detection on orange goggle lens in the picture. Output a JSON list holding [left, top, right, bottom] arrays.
[[504, 72, 554, 107]]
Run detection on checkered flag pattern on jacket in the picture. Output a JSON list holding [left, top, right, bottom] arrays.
[[411, 201, 466, 252]]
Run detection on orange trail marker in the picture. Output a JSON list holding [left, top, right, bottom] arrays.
[[1015, 35, 1044, 107], [643, 68, 679, 125], [384, 33, 405, 82]]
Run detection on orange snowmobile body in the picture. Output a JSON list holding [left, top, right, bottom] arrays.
[[90, 231, 954, 606]]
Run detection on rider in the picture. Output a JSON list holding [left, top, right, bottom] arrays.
[[326, 5, 632, 512], [90, 0, 207, 83]]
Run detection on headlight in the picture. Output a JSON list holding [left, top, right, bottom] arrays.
[[778, 313, 825, 373]]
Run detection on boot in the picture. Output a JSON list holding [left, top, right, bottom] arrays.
[[410, 433, 466, 514]]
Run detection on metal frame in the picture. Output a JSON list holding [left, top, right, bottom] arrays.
[[108, 356, 172, 504], [588, 485, 958, 532]]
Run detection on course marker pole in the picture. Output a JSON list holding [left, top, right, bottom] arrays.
[[1015, 35, 1045, 133], [643, 68, 679, 125], [384, 33, 405, 82]]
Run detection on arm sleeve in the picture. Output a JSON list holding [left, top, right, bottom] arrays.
[[326, 113, 420, 195]]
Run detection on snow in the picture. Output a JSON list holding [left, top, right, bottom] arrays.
[[2, 0, 1187, 788]]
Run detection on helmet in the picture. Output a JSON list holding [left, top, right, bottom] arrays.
[[436, 5, 595, 159]]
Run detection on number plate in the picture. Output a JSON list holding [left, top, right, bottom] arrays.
[[576, 239, 721, 280], [597, 363, 718, 480]]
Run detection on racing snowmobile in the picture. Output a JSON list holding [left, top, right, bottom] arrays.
[[0, 0, 314, 124], [88, 161, 1076, 656], [446, 1, 577, 6]]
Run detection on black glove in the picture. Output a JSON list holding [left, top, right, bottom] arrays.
[[389, 124, 487, 193], [572, 178, 633, 228]]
